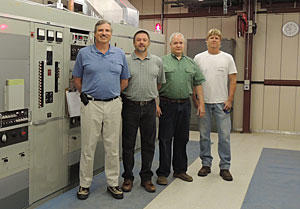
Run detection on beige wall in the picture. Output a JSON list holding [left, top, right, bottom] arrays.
[[131, 0, 300, 134], [253, 13, 300, 133]]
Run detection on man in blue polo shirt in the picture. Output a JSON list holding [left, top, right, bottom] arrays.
[[73, 20, 130, 200]]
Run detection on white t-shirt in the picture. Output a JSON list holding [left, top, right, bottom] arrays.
[[194, 51, 237, 103]]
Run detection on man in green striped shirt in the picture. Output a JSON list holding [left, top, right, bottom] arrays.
[[156, 32, 206, 185], [121, 30, 166, 193]]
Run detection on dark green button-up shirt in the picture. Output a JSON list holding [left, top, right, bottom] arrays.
[[159, 53, 205, 99]]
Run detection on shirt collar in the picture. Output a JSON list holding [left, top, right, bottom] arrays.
[[131, 51, 151, 60], [171, 53, 185, 60], [92, 44, 114, 55]]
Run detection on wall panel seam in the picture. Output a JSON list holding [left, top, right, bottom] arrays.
[[262, 14, 268, 129], [294, 87, 297, 131], [280, 14, 283, 80], [277, 14, 283, 130], [297, 14, 300, 80]]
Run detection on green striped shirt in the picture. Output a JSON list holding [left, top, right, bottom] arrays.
[[123, 52, 166, 101]]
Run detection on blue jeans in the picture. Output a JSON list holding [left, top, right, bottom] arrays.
[[198, 103, 231, 170], [156, 100, 191, 177]]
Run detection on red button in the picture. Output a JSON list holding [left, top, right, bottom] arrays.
[[48, 69, 51, 76], [21, 131, 26, 135]]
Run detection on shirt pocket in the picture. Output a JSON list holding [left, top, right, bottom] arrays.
[[163, 65, 175, 80], [110, 60, 123, 75], [216, 67, 227, 77], [185, 67, 194, 83]]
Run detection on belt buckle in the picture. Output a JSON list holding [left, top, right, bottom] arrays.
[[87, 96, 95, 101], [140, 101, 146, 106]]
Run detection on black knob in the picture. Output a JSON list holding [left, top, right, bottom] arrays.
[[72, 136, 77, 140], [2, 157, 8, 163], [19, 152, 25, 157]]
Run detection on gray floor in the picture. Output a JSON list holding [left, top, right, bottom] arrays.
[[36, 131, 300, 209], [241, 148, 300, 209], [145, 132, 300, 209]]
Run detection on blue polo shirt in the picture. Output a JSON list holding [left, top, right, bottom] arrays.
[[72, 45, 130, 99]]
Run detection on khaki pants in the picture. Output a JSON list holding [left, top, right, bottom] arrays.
[[79, 97, 122, 188]]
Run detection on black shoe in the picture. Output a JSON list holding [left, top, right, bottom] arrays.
[[107, 186, 124, 199], [77, 186, 89, 200], [220, 169, 233, 181], [198, 166, 211, 177]]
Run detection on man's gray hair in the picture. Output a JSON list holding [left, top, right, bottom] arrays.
[[169, 32, 185, 44], [94, 19, 112, 33]]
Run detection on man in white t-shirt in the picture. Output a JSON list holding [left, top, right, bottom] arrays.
[[193, 28, 237, 181]]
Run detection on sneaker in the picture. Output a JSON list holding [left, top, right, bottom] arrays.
[[141, 180, 156, 193], [220, 169, 233, 181], [156, 176, 168, 185], [77, 186, 89, 200], [107, 186, 124, 199], [122, 179, 133, 192], [198, 166, 211, 177], [173, 173, 193, 182]]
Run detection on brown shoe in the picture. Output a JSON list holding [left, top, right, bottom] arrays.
[[122, 179, 133, 192], [220, 169, 233, 181], [141, 180, 156, 193], [173, 173, 193, 182], [156, 176, 168, 185], [198, 166, 211, 177]]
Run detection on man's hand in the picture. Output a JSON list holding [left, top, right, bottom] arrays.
[[223, 100, 233, 111], [156, 104, 162, 117], [197, 102, 205, 118], [194, 85, 205, 118]]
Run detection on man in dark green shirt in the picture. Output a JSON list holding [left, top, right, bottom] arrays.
[[156, 32, 206, 185]]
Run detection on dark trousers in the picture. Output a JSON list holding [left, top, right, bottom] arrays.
[[121, 99, 156, 182], [156, 100, 191, 177]]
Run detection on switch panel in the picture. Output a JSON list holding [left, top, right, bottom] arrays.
[[71, 45, 85, 60], [45, 91, 53, 104], [46, 49, 53, 65], [55, 62, 60, 93], [0, 109, 29, 128], [38, 61, 44, 108], [0, 126, 28, 148]]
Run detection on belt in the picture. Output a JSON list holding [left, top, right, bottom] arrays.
[[87, 96, 118, 102], [160, 96, 189, 103], [124, 98, 155, 106]]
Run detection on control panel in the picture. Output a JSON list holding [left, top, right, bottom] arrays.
[[33, 24, 65, 122], [71, 32, 89, 45], [38, 61, 44, 108], [71, 45, 86, 61], [0, 126, 28, 148], [0, 109, 29, 128], [69, 29, 92, 129]]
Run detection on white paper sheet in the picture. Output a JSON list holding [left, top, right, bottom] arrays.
[[66, 90, 81, 117]]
